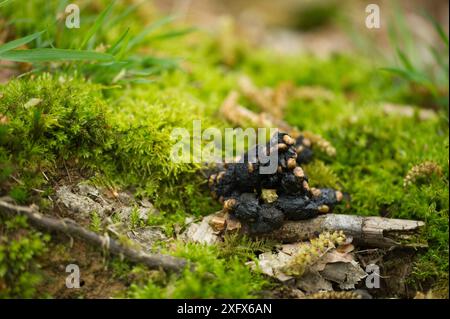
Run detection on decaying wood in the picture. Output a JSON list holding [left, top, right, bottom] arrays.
[[183, 212, 426, 249], [0, 199, 187, 272], [259, 214, 426, 248]]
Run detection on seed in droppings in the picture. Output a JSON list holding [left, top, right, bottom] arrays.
[[277, 165, 283, 173], [311, 187, 322, 197], [335, 191, 343, 202], [294, 167, 305, 178], [287, 158, 297, 169], [247, 162, 254, 173], [283, 135, 295, 145], [318, 205, 329, 213], [302, 180, 310, 191], [277, 143, 288, 151], [296, 145, 304, 153], [223, 198, 237, 211], [303, 138, 312, 147]]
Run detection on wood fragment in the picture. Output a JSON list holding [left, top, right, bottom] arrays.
[[258, 214, 426, 248], [0, 199, 187, 272]]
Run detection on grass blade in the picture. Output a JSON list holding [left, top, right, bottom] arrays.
[[106, 0, 144, 27], [108, 28, 130, 55], [116, 31, 132, 60], [127, 16, 176, 50], [381, 67, 431, 85], [423, 12, 449, 48], [146, 27, 195, 42], [429, 45, 449, 80], [0, 48, 115, 62], [0, 0, 14, 7], [433, 20, 449, 48], [0, 31, 44, 55], [80, 0, 116, 49], [396, 48, 415, 72]]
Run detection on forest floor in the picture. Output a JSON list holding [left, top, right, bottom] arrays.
[[0, 0, 448, 299]]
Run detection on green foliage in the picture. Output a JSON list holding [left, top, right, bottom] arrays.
[[128, 242, 269, 298], [218, 233, 275, 261], [0, 73, 218, 220], [90, 211, 102, 233], [0, 0, 191, 84], [0, 215, 50, 298], [383, 10, 449, 117], [303, 160, 341, 189], [0, 74, 109, 164], [129, 207, 143, 230], [8, 186, 29, 204], [0, 73, 111, 201]]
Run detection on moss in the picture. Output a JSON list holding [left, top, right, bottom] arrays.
[[0, 73, 218, 221], [0, 215, 50, 298], [127, 242, 269, 299], [0, 0, 448, 298], [303, 160, 341, 189]]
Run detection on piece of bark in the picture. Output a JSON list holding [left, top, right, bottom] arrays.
[[181, 215, 222, 245], [258, 214, 426, 248], [0, 199, 187, 272]]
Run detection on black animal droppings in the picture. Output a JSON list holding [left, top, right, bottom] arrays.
[[295, 135, 314, 164], [233, 193, 260, 222], [250, 204, 284, 234], [313, 188, 339, 206], [275, 194, 318, 220], [280, 172, 307, 194], [208, 132, 342, 233]]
